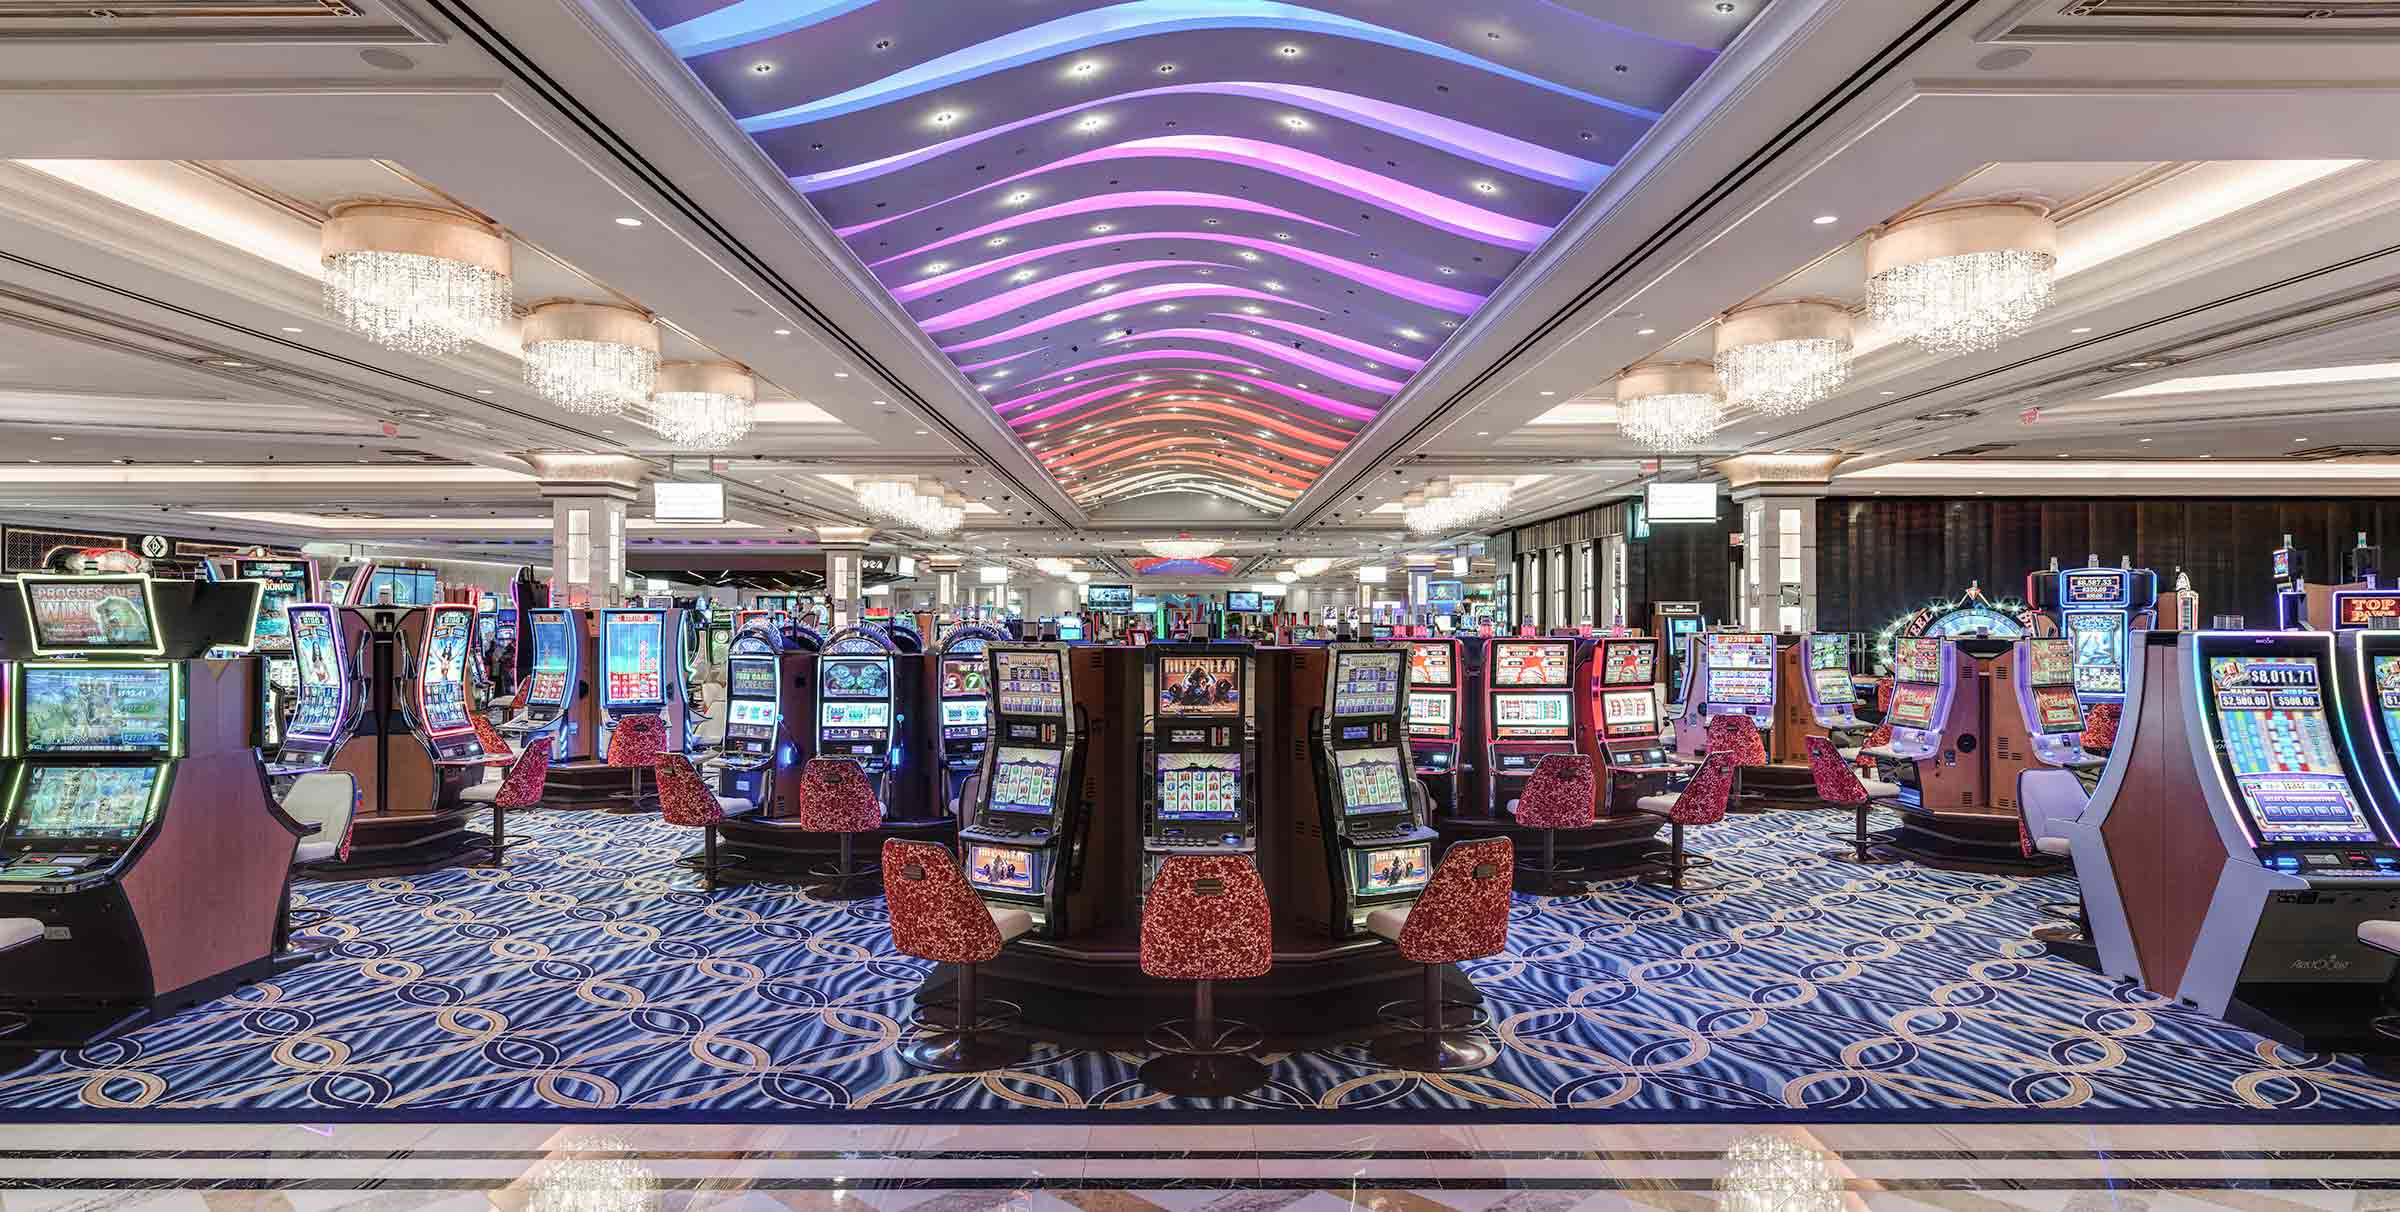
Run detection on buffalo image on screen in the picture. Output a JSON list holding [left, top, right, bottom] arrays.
[[1159, 656, 1240, 713]]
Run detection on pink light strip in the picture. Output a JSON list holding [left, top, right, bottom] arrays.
[[890, 230, 1481, 313], [917, 260, 1229, 332], [936, 283, 1312, 355], [1207, 312, 1424, 370], [860, 191, 1350, 267]]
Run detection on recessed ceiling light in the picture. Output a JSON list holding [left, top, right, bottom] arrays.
[[1276, 43, 1302, 56], [1070, 59, 1099, 75], [1879, 390, 1896, 396], [1471, 180, 1498, 195], [2070, 327, 2092, 334], [2199, 453, 2213, 459], [475, 388, 494, 395], [2137, 437, 2153, 443], [614, 216, 644, 228], [1476, 430, 1489, 436], [212, 360, 253, 368], [916, 429, 929, 435], [1811, 214, 1837, 225], [1540, 390, 1555, 396], [1004, 191, 1033, 205], [2107, 359, 2169, 372], [2294, 436, 2310, 442], [48, 436, 62, 441], [931, 110, 958, 126], [774, 328, 792, 336], [1076, 116, 1107, 132], [601, 429, 615, 435], [1635, 328, 1655, 336], [1281, 114, 1309, 131], [751, 61, 774, 74], [280, 326, 304, 333]]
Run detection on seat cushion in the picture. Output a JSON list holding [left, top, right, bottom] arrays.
[[1859, 779, 1902, 800], [1836, 747, 1861, 761], [2035, 835, 2071, 857], [458, 784, 502, 804], [1633, 793, 1680, 813], [2359, 920, 2400, 956], [716, 795, 759, 818], [293, 840, 341, 865], [0, 918, 41, 953], [989, 906, 1035, 944], [1365, 905, 1410, 944], [1861, 746, 1901, 761]]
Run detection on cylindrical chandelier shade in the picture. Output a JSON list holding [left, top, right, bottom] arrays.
[[1865, 202, 2058, 355], [1616, 360, 1724, 452], [1714, 300, 1853, 416], [652, 360, 756, 449], [521, 301, 660, 416], [319, 202, 512, 358]]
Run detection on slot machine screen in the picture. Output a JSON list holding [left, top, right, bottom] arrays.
[[989, 746, 1062, 816], [819, 656, 892, 700], [1407, 691, 1453, 736], [603, 612, 667, 706], [477, 613, 497, 646], [1706, 634, 1777, 707], [2033, 686, 2085, 733], [727, 698, 778, 728], [2066, 613, 2127, 696], [8, 765, 161, 841], [1892, 637, 1943, 685], [1334, 747, 1407, 816], [20, 665, 175, 753], [1156, 752, 1242, 820], [1353, 843, 1432, 895], [2206, 654, 2378, 843], [1492, 691, 1572, 739], [2375, 656, 2400, 765], [941, 658, 987, 698], [2025, 637, 2076, 687], [419, 607, 474, 734], [1491, 642, 1569, 687], [527, 613, 572, 707], [2273, 548, 2294, 581], [1158, 655, 1241, 715], [819, 700, 892, 729], [995, 649, 1066, 716], [2065, 570, 2125, 605], [1601, 641, 1656, 686], [1807, 633, 1849, 672], [1811, 669, 1854, 707], [1407, 642, 1455, 689], [1888, 683, 1938, 729], [287, 607, 345, 740], [237, 560, 312, 648], [24, 579, 156, 653], [967, 845, 1037, 892], [1600, 688, 1656, 737], [942, 698, 989, 728], [1332, 650, 1403, 717]]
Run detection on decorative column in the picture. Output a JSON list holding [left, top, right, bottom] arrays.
[[526, 453, 644, 610], [1406, 556, 1437, 627], [928, 556, 963, 616], [816, 526, 872, 631], [1717, 454, 1842, 634]]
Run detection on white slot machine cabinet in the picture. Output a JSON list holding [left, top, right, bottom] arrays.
[[1405, 638, 1463, 811], [1309, 644, 1436, 939], [596, 607, 685, 756], [1142, 645, 1256, 889], [502, 608, 592, 762], [1877, 636, 1957, 767], [1481, 637, 1580, 817], [1803, 633, 1859, 730], [2013, 637, 2098, 769], [959, 643, 1089, 937], [935, 625, 1007, 815], [815, 626, 899, 787], [1670, 633, 1775, 759]]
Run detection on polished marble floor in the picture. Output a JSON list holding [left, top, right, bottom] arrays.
[[3, 1121, 2400, 1208]]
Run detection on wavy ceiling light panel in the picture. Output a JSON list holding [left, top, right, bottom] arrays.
[[641, 0, 1747, 512]]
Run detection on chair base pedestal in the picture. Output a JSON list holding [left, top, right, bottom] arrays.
[[1137, 1050, 1269, 1099], [900, 1031, 1030, 1073], [1368, 1030, 1497, 1073]]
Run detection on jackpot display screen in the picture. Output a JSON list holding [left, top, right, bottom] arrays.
[[989, 746, 1063, 816], [1892, 637, 1943, 685], [1156, 752, 1241, 820], [2033, 686, 2085, 733], [1888, 683, 1938, 729], [1407, 691, 1454, 736], [1492, 691, 1573, 739], [527, 613, 572, 707], [9, 765, 160, 840], [967, 845, 1037, 892], [238, 560, 312, 648], [1601, 641, 1656, 686], [941, 658, 987, 698], [819, 700, 892, 729], [1334, 747, 1407, 816], [1491, 642, 1569, 687], [942, 698, 989, 728], [603, 612, 667, 706], [1599, 688, 1656, 736], [21, 665, 175, 753], [2025, 637, 2076, 687], [2206, 655, 2378, 843], [1158, 655, 1241, 715], [287, 607, 344, 740], [419, 608, 474, 734], [1354, 843, 1432, 895], [1407, 642, 1455, 689], [819, 656, 892, 700], [2375, 655, 2400, 768], [2065, 570, 2125, 605], [1332, 650, 1403, 717], [2067, 613, 2127, 696], [25, 579, 155, 652], [995, 649, 1066, 716]]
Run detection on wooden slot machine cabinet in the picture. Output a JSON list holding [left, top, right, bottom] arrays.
[[1876, 634, 2036, 868], [1283, 643, 1435, 940], [1775, 632, 1861, 760], [325, 603, 481, 867]]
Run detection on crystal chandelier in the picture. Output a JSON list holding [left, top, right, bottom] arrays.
[[651, 360, 755, 449], [1275, 570, 1299, 584], [1866, 202, 2058, 355], [319, 202, 512, 358], [1404, 478, 1511, 535], [856, 477, 965, 535], [526, 1136, 656, 1212], [521, 301, 659, 416], [1715, 300, 1852, 416], [1715, 1135, 1839, 1212], [1142, 536, 1223, 560], [1617, 361, 1724, 452]]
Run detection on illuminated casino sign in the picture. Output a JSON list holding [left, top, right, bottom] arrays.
[[1877, 582, 2039, 668], [2333, 590, 2400, 630]]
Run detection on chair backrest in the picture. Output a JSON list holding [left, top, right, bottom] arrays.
[[496, 737, 554, 809], [655, 753, 725, 828], [1511, 753, 1595, 829], [1669, 754, 1737, 826], [1397, 836, 1514, 965], [281, 771, 359, 863], [1804, 735, 1868, 806], [2017, 768, 2088, 857], [469, 711, 513, 760], [882, 839, 1005, 965], [795, 757, 885, 833], [606, 714, 666, 768], [1705, 713, 1766, 765], [1139, 853, 1273, 980]]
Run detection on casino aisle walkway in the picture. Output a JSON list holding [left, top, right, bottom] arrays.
[[3, 1120, 2400, 1206]]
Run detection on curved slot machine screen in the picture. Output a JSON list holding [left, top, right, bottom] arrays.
[[237, 560, 312, 649], [994, 650, 1066, 717], [1332, 650, 1403, 717], [286, 607, 345, 740], [2206, 654, 2377, 844], [2025, 637, 2076, 686], [1807, 634, 1852, 705], [2067, 613, 2127, 696], [1158, 655, 1241, 715], [9, 766, 161, 841], [527, 613, 573, 707], [1407, 642, 1454, 689], [603, 612, 667, 707], [419, 608, 474, 734], [1491, 642, 1569, 687], [1707, 633, 1776, 705], [21, 665, 175, 753], [819, 656, 891, 700], [2033, 686, 2085, 733]]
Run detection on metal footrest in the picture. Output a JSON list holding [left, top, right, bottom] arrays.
[[909, 995, 1024, 1037], [1373, 995, 1487, 1035], [1820, 831, 1905, 864], [1636, 847, 1719, 890], [1145, 1015, 1264, 1058], [804, 858, 882, 900], [1140, 1013, 1271, 1098]]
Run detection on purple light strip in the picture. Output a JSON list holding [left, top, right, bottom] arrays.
[[917, 260, 1229, 332], [861, 191, 1351, 268], [841, 135, 1550, 250], [953, 347, 1046, 374], [1007, 355, 1377, 421], [893, 230, 1481, 313], [1091, 328, 1405, 392], [937, 283, 1316, 354], [1208, 312, 1424, 371]]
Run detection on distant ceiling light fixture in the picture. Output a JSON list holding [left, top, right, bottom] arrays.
[[1090, 222, 1115, 234], [751, 61, 774, 73], [931, 110, 959, 126], [1004, 191, 1034, 205], [1144, 536, 1223, 560], [651, 360, 756, 449], [1714, 299, 1853, 417], [1405, 478, 1510, 535], [2107, 358, 2170, 372], [520, 301, 658, 415], [1069, 59, 1099, 75], [2069, 326, 2092, 334], [1276, 570, 1299, 584], [1616, 360, 1723, 453], [1812, 214, 1838, 225], [1281, 114, 1309, 130], [1470, 180, 1498, 195], [1276, 43, 1302, 56], [1865, 202, 2058, 355], [1076, 116, 1107, 132], [921, 261, 951, 275], [613, 216, 644, 228], [319, 202, 512, 358], [280, 326, 304, 333], [1635, 327, 1656, 335]]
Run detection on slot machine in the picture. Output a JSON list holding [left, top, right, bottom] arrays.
[[1482, 637, 1581, 817], [270, 603, 357, 775], [501, 607, 591, 762], [1670, 632, 1775, 760], [935, 625, 1005, 815], [411, 603, 483, 764], [2057, 565, 2151, 713], [1801, 633, 1860, 730], [1591, 636, 1679, 791], [1650, 603, 1703, 704], [2337, 629, 2400, 830], [1309, 644, 1436, 939], [704, 623, 812, 815], [235, 557, 315, 747], [1879, 636, 1957, 770], [2272, 540, 2309, 631], [596, 607, 684, 755], [1142, 644, 1256, 887], [1405, 638, 1463, 813], [959, 643, 1088, 936], [2011, 636, 2097, 769], [322, 560, 371, 608], [815, 626, 898, 785]]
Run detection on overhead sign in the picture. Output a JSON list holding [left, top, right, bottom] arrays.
[[1644, 481, 1718, 524], [652, 480, 725, 524]]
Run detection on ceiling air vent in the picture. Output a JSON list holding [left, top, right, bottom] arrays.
[[1995, 0, 2400, 40], [1934, 443, 2016, 458], [0, 0, 429, 44], [376, 448, 461, 464], [2286, 444, 2400, 461]]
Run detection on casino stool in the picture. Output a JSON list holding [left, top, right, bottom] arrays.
[[1138, 853, 1275, 1098], [468, 710, 516, 768], [1808, 735, 1905, 864], [657, 753, 758, 892], [2017, 768, 2096, 956], [0, 918, 37, 1040], [459, 737, 553, 866], [1704, 714, 1767, 808], [603, 714, 667, 814], [279, 771, 359, 937], [1367, 837, 1512, 1072], [884, 838, 1031, 1071], [2357, 922, 2400, 1067], [795, 757, 885, 900], [1633, 753, 1734, 891], [1509, 754, 1596, 894]]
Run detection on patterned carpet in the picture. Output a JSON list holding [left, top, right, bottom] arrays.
[[2, 806, 2397, 1119]]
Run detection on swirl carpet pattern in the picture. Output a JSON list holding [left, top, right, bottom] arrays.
[[2, 807, 2397, 1118]]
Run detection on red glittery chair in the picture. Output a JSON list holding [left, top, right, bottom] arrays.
[[883, 838, 1032, 1072], [1365, 836, 1512, 1072], [1807, 735, 1903, 864], [1138, 853, 1274, 1098], [1704, 713, 1766, 807], [1509, 753, 1596, 893], [603, 714, 667, 813], [795, 757, 885, 899], [457, 736, 550, 866], [656, 753, 758, 891], [469, 710, 515, 764], [1632, 753, 1735, 890]]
